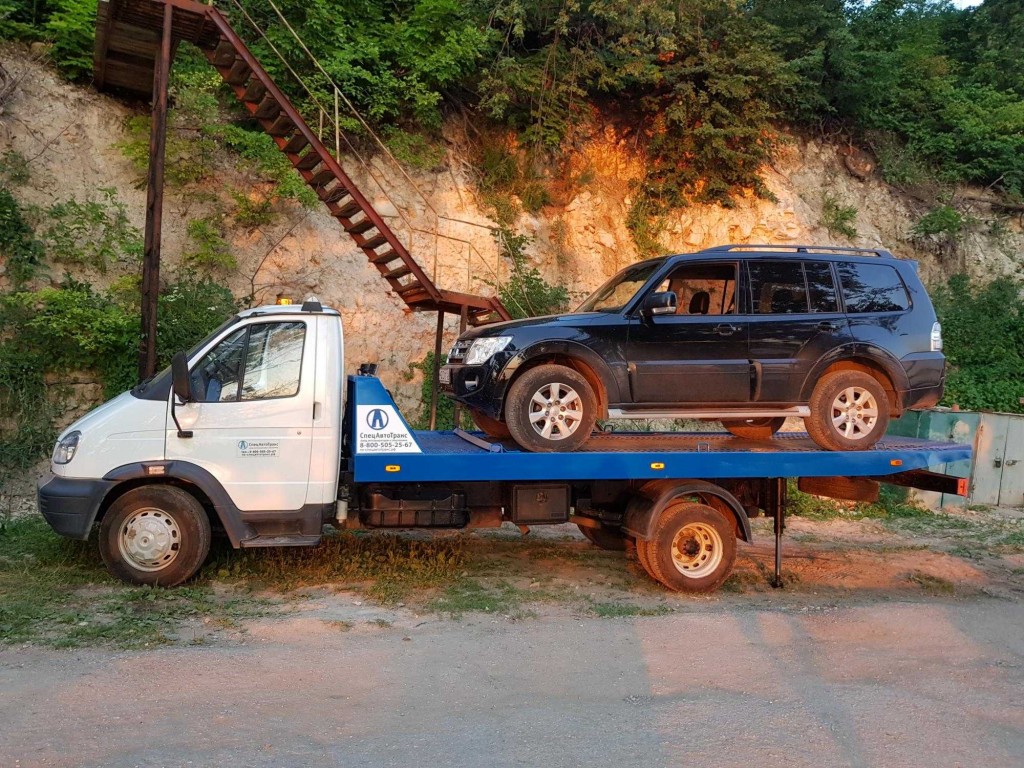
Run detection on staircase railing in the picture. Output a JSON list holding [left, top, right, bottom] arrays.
[[219, 0, 518, 312]]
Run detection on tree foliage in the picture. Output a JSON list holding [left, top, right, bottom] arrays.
[[932, 274, 1024, 413]]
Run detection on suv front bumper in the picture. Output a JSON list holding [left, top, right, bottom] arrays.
[[37, 472, 115, 540], [439, 357, 510, 419]]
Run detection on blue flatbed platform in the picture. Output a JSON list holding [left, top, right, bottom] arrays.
[[349, 376, 972, 484]]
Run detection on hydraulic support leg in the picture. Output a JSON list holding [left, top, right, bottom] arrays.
[[768, 477, 787, 588]]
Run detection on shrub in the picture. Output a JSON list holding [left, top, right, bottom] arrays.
[[495, 227, 568, 320], [184, 217, 236, 271], [0, 186, 44, 286], [40, 188, 143, 272], [821, 194, 857, 239]]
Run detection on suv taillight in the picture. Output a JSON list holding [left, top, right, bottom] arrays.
[[931, 322, 943, 352]]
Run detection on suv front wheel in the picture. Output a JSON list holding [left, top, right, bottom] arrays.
[[805, 370, 890, 451], [505, 364, 598, 452]]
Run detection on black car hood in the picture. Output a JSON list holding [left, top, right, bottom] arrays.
[[460, 312, 608, 340]]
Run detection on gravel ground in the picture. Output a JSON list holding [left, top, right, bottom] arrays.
[[2, 596, 1023, 768]]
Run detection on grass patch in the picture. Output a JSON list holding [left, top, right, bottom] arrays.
[[206, 530, 465, 601], [907, 571, 956, 595], [427, 578, 535, 619], [787, 483, 930, 521], [0, 518, 270, 648], [587, 601, 672, 618]]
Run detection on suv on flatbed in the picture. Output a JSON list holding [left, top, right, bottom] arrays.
[[440, 244, 945, 452]]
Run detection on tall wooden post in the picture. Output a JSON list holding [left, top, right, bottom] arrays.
[[138, 1, 174, 381], [451, 304, 469, 429], [429, 311, 445, 431]]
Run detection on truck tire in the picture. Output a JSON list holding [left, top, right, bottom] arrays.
[[577, 522, 629, 551], [642, 501, 736, 593], [99, 485, 212, 587], [805, 370, 890, 451], [469, 409, 511, 439], [636, 538, 654, 577], [721, 417, 785, 440], [505, 364, 597, 452]]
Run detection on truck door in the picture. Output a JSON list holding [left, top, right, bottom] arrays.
[[166, 318, 315, 511]]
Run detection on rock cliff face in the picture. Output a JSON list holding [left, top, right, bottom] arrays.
[[2, 49, 1021, 414]]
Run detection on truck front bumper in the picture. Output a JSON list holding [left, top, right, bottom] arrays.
[[37, 473, 116, 540]]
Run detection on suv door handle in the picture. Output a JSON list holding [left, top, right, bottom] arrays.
[[817, 321, 841, 332], [715, 324, 740, 336]]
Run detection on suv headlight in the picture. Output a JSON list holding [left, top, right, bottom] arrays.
[[931, 322, 943, 352], [464, 336, 512, 365], [53, 431, 81, 465]]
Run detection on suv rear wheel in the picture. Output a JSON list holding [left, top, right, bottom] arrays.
[[805, 370, 890, 450], [505, 364, 597, 452]]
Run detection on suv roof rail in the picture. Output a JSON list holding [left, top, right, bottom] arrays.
[[700, 244, 895, 259]]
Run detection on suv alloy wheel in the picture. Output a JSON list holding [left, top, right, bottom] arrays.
[[805, 370, 890, 450], [505, 364, 598, 452]]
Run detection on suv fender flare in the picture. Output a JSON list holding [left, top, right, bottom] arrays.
[[623, 479, 751, 543], [103, 461, 251, 546], [800, 345, 910, 403], [498, 340, 623, 406]]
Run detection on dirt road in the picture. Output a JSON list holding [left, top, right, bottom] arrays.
[[3, 595, 1023, 768]]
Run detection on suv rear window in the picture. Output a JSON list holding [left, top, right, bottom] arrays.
[[837, 263, 910, 313], [748, 261, 839, 314]]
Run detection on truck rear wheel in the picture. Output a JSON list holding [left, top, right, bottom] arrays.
[[640, 502, 736, 593], [577, 521, 629, 551], [99, 485, 211, 587], [721, 417, 785, 440], [505, 364, 597, 452]]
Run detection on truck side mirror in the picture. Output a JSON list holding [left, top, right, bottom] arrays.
[[642, 291, 677, 317], [171, 351, 193, 403]]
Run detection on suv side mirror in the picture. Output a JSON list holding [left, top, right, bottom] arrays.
[[171, 351, 193, 403], [642, 291, 677, 317]]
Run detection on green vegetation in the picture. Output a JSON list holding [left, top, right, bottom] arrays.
[[185, 217, 236, 271], [0, 186, 44, 287], [5, 1, 1023, 221], [787, 482, 929, 522], [932, 273, 1024, 413], [496, 228, 568, 320], [821, 194, 857, 238], [39, 188, 143, 272]]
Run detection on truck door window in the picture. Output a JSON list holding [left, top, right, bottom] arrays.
[[241, 322, 306, 400], [655, 263, 736, 315], [190, 327, 248, 402]]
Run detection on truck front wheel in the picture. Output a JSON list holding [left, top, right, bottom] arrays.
[[640, 502, 736, 593], [99, 485, 211, 587]]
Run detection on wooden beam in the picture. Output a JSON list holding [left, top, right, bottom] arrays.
[[138, 1, 173, 381]]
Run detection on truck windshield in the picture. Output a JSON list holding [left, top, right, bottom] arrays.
[[131, 314, 241, 397], [576, 260, 664, 313]]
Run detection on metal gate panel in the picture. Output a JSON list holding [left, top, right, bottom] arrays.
[[998, 417, 1024, 507], [972, 413, 1010, 506]]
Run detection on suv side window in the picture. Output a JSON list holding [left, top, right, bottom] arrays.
[[654, 262, 737, 315], [837, 262, 910, 313], [748, 261, 840, 314], [749, 261, 807, 314]]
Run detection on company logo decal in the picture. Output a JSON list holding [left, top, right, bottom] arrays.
[[366, 408, 389, 430], [354, 405, 421, 454]]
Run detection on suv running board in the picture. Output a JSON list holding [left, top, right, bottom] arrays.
[[606, 406, 810, 420]]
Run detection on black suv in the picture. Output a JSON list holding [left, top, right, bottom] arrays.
[[440, 245, 945, 452]]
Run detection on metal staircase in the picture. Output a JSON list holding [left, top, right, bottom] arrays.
[[93, 0, 510, 325]]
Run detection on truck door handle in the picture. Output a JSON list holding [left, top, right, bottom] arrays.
[[716, 324, 739, 336], [818, 321, 840, 332]]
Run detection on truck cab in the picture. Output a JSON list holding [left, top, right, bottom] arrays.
[[38, 300, 346, 584]]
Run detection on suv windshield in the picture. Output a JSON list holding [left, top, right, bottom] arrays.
[[577, 260, 663, 313]]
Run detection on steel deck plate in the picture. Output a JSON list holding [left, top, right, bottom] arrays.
[[348, 375, 972, 484]]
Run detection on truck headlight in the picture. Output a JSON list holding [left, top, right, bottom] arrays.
[[464, 336, 512, 365], [53, 431, 81, 465]]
